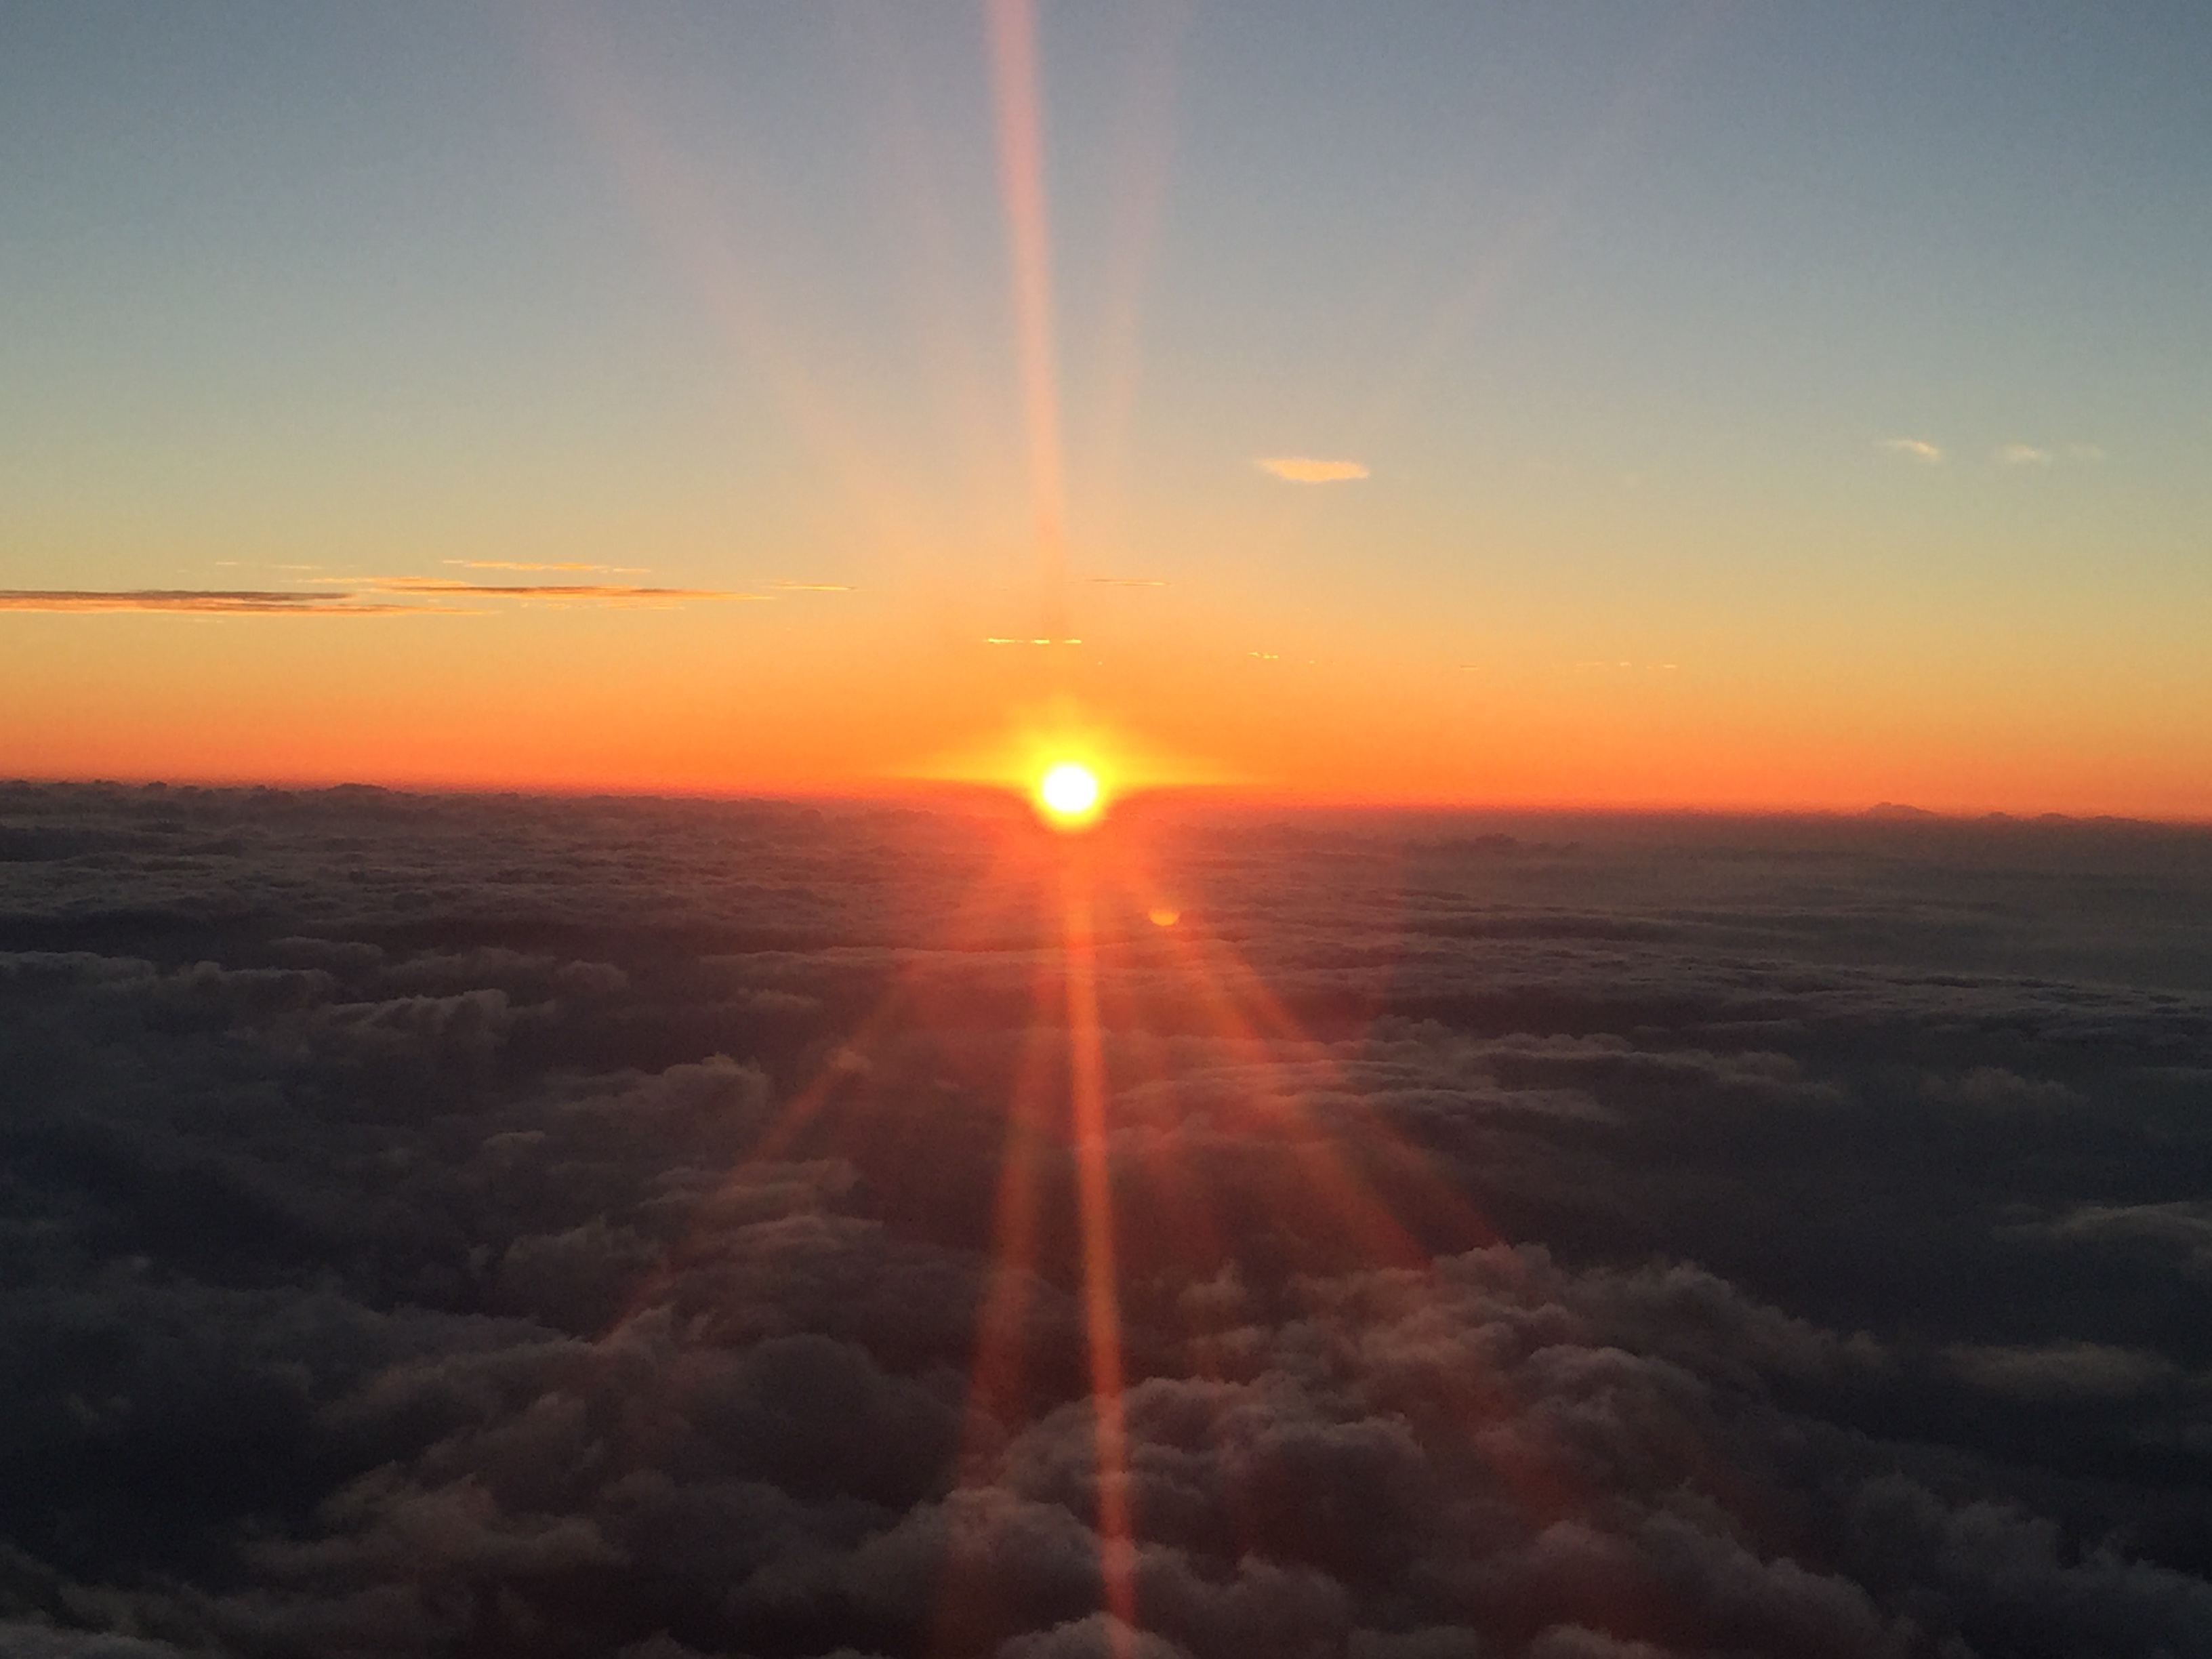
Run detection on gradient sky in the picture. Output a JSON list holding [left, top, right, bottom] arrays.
[[3, 1, 2208, 813]]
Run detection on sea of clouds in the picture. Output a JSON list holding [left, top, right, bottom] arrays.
[[1, 781, 2209, 1659]]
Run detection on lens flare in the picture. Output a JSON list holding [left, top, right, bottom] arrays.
[[1037, 761, 1103, 827]]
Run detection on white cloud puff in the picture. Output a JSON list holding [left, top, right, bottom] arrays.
[[1878, 437, 1944, 464]]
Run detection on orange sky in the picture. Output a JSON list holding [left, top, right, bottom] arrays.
[[5, 598, 2206, 820]]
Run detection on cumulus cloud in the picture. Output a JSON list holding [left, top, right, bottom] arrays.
[[1877, 437, 1943, 464], [1996, 443, 2054, 466], [1255, 456, 1372, 483]]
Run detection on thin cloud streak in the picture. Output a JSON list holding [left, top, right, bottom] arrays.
[[1, 581, 763, 615], [0, 590, 439, 616], [445, 560, 649, 573], [1256, 456, 1371, 484], [375, 579, 762, 600], [322, 577, 766, 602]]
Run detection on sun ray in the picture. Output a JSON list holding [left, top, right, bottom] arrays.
[[986, 0, 1071, 646], [594, 791, 1650, 1647], [1060, 861, 1141, 1650], [515, 5, 921, 552]]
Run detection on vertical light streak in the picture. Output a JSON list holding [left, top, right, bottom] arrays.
[[1087, 0, 1189, 545], [987, 0, 1071, 642], [963, 1010, 1058, 1448], [844, 5, 1021, 554], [1061, 860, 1139, 1649]]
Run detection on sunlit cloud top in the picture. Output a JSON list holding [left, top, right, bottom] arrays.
[[1256, 456, 1371, 484]]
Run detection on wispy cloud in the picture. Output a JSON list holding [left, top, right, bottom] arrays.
[[319, 576, 764, 604], [1, 577, 766, 615], [983, 636, 1082, 647], [0, 590, 436, 615], [1994, 442, 2108, 468], [1879, 437, 1944, 464], [1256, 455, 1371, 484], [773, 581, 853, 592], [445, 560, 647, 573], [379, 578, 758, 600], [1087, 577, 1170, 588]]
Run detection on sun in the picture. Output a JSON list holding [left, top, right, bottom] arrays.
[[1036, 760, 1103, 829]]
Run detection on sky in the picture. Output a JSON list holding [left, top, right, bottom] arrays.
[[3, 1, 2209, 814]]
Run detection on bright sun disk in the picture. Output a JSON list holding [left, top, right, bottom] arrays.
[[1037, 761, 1102, 825]]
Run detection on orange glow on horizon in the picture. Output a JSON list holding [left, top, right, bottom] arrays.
[[3, 609, 2210, 822]]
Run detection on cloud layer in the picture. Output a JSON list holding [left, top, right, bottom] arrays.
[[1, 785, 2209, 1656]]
